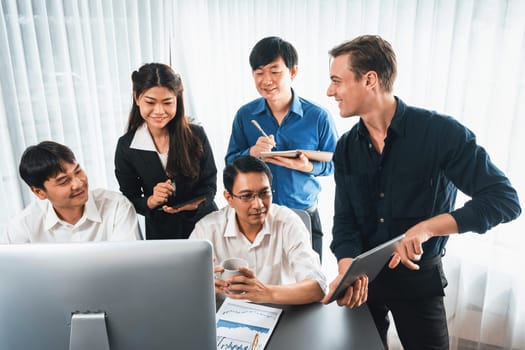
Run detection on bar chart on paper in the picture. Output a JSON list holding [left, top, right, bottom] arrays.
[[216, 299, 282, 350]]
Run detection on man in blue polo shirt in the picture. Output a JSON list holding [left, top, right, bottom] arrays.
[[225, 36, 338, 259]]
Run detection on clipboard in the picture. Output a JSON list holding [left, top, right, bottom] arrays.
[[260, 150, 333, 162], [326, 234, 404, 303]]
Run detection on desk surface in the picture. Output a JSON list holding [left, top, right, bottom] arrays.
[[217, 296, 384, 349]]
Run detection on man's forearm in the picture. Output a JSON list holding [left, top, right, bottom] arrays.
[[266, 279, 324, 305]]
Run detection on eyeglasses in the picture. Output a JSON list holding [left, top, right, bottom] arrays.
[[230, 189, 272, 203]]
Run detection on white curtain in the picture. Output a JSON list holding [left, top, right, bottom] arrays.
[[1, 1, 523, 348]]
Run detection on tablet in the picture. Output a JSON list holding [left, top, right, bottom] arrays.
[[327, 234, 405, 303], [157, 195, 207, 211], [260, 150, 333, 162], [171, 195, 207, 209]]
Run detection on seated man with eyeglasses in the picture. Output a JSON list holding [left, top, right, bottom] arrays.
[[189, 155, 326, 305]]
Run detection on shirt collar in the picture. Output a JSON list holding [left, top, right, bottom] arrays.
[[223, 206, 272, 245], [130, 123, 158, 152], [252, 88, 304, 118], [224, 207, 239, 237], [43, 200, 61, 231], [43, 191, 101, 230], [387, 96, 407, 137], [84, 192, 102, 223], [356, 96, 407, 140]]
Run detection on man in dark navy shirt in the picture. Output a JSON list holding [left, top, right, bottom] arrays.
[[322, 35, 521, 349]]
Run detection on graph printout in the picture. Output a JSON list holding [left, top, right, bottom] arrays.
[[216, 298, 282, 350]]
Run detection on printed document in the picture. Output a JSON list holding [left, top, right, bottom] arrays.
[[216, 298, 282, 350]]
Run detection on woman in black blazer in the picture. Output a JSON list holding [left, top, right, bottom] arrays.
[[115, 63, 217, 239]]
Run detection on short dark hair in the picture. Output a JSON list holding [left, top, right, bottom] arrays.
[[223, 156, 273, 194], [19, 141, 77, 189], [249, 36, 298, 71], [329, 35, 397, 92]]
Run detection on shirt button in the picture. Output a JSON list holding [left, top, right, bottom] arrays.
[[379, 218, 385, 223], [379, 192, 385, 198], [368, 143, 372, 149]]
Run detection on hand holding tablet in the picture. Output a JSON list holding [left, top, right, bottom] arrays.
[[260, 150, 333, 162], [157, 195, 207, 212], [326, 234, 404, 304]]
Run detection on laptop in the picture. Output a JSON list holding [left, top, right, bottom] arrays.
[[327, 234, 404, 303]]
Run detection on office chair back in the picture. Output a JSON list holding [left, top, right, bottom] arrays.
[[291, 208, 312, 242]]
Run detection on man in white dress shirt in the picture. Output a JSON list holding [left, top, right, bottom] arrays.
[[190, 155, 326, 305], [2, 141, 140, 243]]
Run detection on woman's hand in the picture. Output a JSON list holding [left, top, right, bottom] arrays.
[[147, 179, 174, 209], [161, 197, 206, 214]]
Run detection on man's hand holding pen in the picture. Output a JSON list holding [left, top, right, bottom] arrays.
[[250, 119, 276, 157], [250, 135, 276, 158], [249, 118, 313, 172]]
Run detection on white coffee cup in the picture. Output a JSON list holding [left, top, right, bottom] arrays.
[[219, 257, 248, 294]]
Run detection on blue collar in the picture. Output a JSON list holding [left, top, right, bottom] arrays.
[[252, 88, 304, 119]]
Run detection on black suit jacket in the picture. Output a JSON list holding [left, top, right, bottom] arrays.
[[114, 123, 218, 239]]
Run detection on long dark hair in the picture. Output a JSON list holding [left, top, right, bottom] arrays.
[[127, 63, 203, 179]]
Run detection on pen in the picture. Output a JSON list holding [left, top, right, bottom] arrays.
[[251, 120, 269, 138], [249, 332, 259, 350]]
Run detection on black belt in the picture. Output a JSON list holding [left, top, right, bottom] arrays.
[[418, 249, 445, 267]]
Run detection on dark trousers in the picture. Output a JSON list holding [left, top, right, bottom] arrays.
[[367, 296, 449, 350], [306, 207, 323, 261]]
